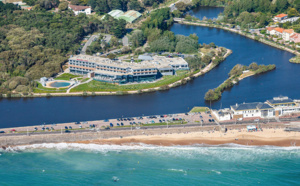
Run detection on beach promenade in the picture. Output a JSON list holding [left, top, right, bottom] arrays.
[[1, 123, 300, 147]]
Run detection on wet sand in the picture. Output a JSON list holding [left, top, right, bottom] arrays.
[[77, 128, 300, 147]]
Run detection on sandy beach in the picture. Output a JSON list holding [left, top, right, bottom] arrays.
[[77, 128, 300, 147]]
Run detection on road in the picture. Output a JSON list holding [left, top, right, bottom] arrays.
[[1, 116, 299, 137], [122, 36, 129, 46], [81, 35, 99, 54]]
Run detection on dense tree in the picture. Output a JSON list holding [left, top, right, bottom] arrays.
[[130, 30, 146, 48], [175, 2, 188, 11], [58, 1, 69, 10], [128, 0, 143, 12]]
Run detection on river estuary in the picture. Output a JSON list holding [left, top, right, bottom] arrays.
[[0, 7, 299, 127]]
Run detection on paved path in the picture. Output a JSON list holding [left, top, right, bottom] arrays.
[[122, 36, 129, 46], [81, 35, 99, 54], [67, 78, 93, 93]]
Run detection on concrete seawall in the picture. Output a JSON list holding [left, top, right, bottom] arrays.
[[0, 123, 285, 146]]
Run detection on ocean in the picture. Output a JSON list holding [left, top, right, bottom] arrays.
[[0, 143, 299, 185]]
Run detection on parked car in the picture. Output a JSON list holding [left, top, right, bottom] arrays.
[[209, 119, 212, 122], [75, 122, 80, 124], [121, 123, 124, 126], [65, 130, 71, 133], [110, 123, 114, 127], [0, 131, 5, 133], [65, 126, 68, 129], [117, 123, 120, 126], [69, 126, 72, 129]]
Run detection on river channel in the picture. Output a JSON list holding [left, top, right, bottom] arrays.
[[0, 7, 298, 127]]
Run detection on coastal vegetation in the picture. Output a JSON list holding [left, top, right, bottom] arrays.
[[289, 55, 300, 63], [204, 63, 276, 101]]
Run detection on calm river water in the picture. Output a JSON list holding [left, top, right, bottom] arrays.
[[0, 7, 298, 127]]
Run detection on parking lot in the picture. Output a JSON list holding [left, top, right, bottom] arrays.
[[0, 111, 219, 133]]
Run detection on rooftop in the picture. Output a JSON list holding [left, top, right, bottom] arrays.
[[231, 102, 273, 111], [108, 10, 124, 18], [274, 27, 284, 33], [283, 29, 294, 34], [68, 4, 90, 11], [267, 96, 294, 104], [275, 14, 288, 18], [69, 55, 188, 70], [118, 10, 142, 23]]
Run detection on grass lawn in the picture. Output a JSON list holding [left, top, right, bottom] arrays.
[[70, 70, 189, 92], [55, 73, 80, 80], [33, 82, 68, 93], [190, 107, 210, 113]]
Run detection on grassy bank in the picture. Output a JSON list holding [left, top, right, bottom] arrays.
[[204, 63, 276, 101], [70, 70, 189, 92], [289, 56, 300, 63], [55, 73, 79, 80], [33, 82, 68, 93]]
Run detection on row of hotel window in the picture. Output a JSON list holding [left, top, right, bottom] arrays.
[[69, 61, 157, 72], [70, 66, 157, 75]]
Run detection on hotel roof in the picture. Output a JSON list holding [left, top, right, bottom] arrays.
[[69, 54, 188, 70], [231, 102, 273, 111]]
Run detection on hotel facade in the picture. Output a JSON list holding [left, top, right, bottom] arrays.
[[68, 55, 189, 84]]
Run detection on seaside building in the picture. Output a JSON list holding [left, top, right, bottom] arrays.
[[68, 4, 91, 15], [274, 14, 288, 22], [290, 33, 300, 43], [282, 29, 294, 41], [230, 102, 275, 119], [212, 109, 232, 121], [68, 54, 189, 84], [266, 96, 300, 116]]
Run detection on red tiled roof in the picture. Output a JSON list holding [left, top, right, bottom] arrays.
[[68, 4, 90, 11], [266, 27, 275, 31], [290, 33, 300, 43], [283, 29, 294, 34], [275, 14, 288, 18], [274, 27, 284, 33]]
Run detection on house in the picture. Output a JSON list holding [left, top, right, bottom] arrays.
[[230, 102, 275, 119], [282, 29, 294, 41], [266, 96, 300, 116], [266, 27, 276, 35], [280, 17, 299, 23], [212, 109, 232, 121], [290, 33, 300, 43], [274, 14, 288, 22], [68, 4, 91, 15], [274, 27, 284, 37]]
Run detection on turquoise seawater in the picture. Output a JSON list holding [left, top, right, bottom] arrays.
[[0, 143, 300, 185]]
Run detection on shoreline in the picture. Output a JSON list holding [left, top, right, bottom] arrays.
[[1, 123, 300, 147], [174, 19, 300, 56], [0, 49, 232, 99]]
